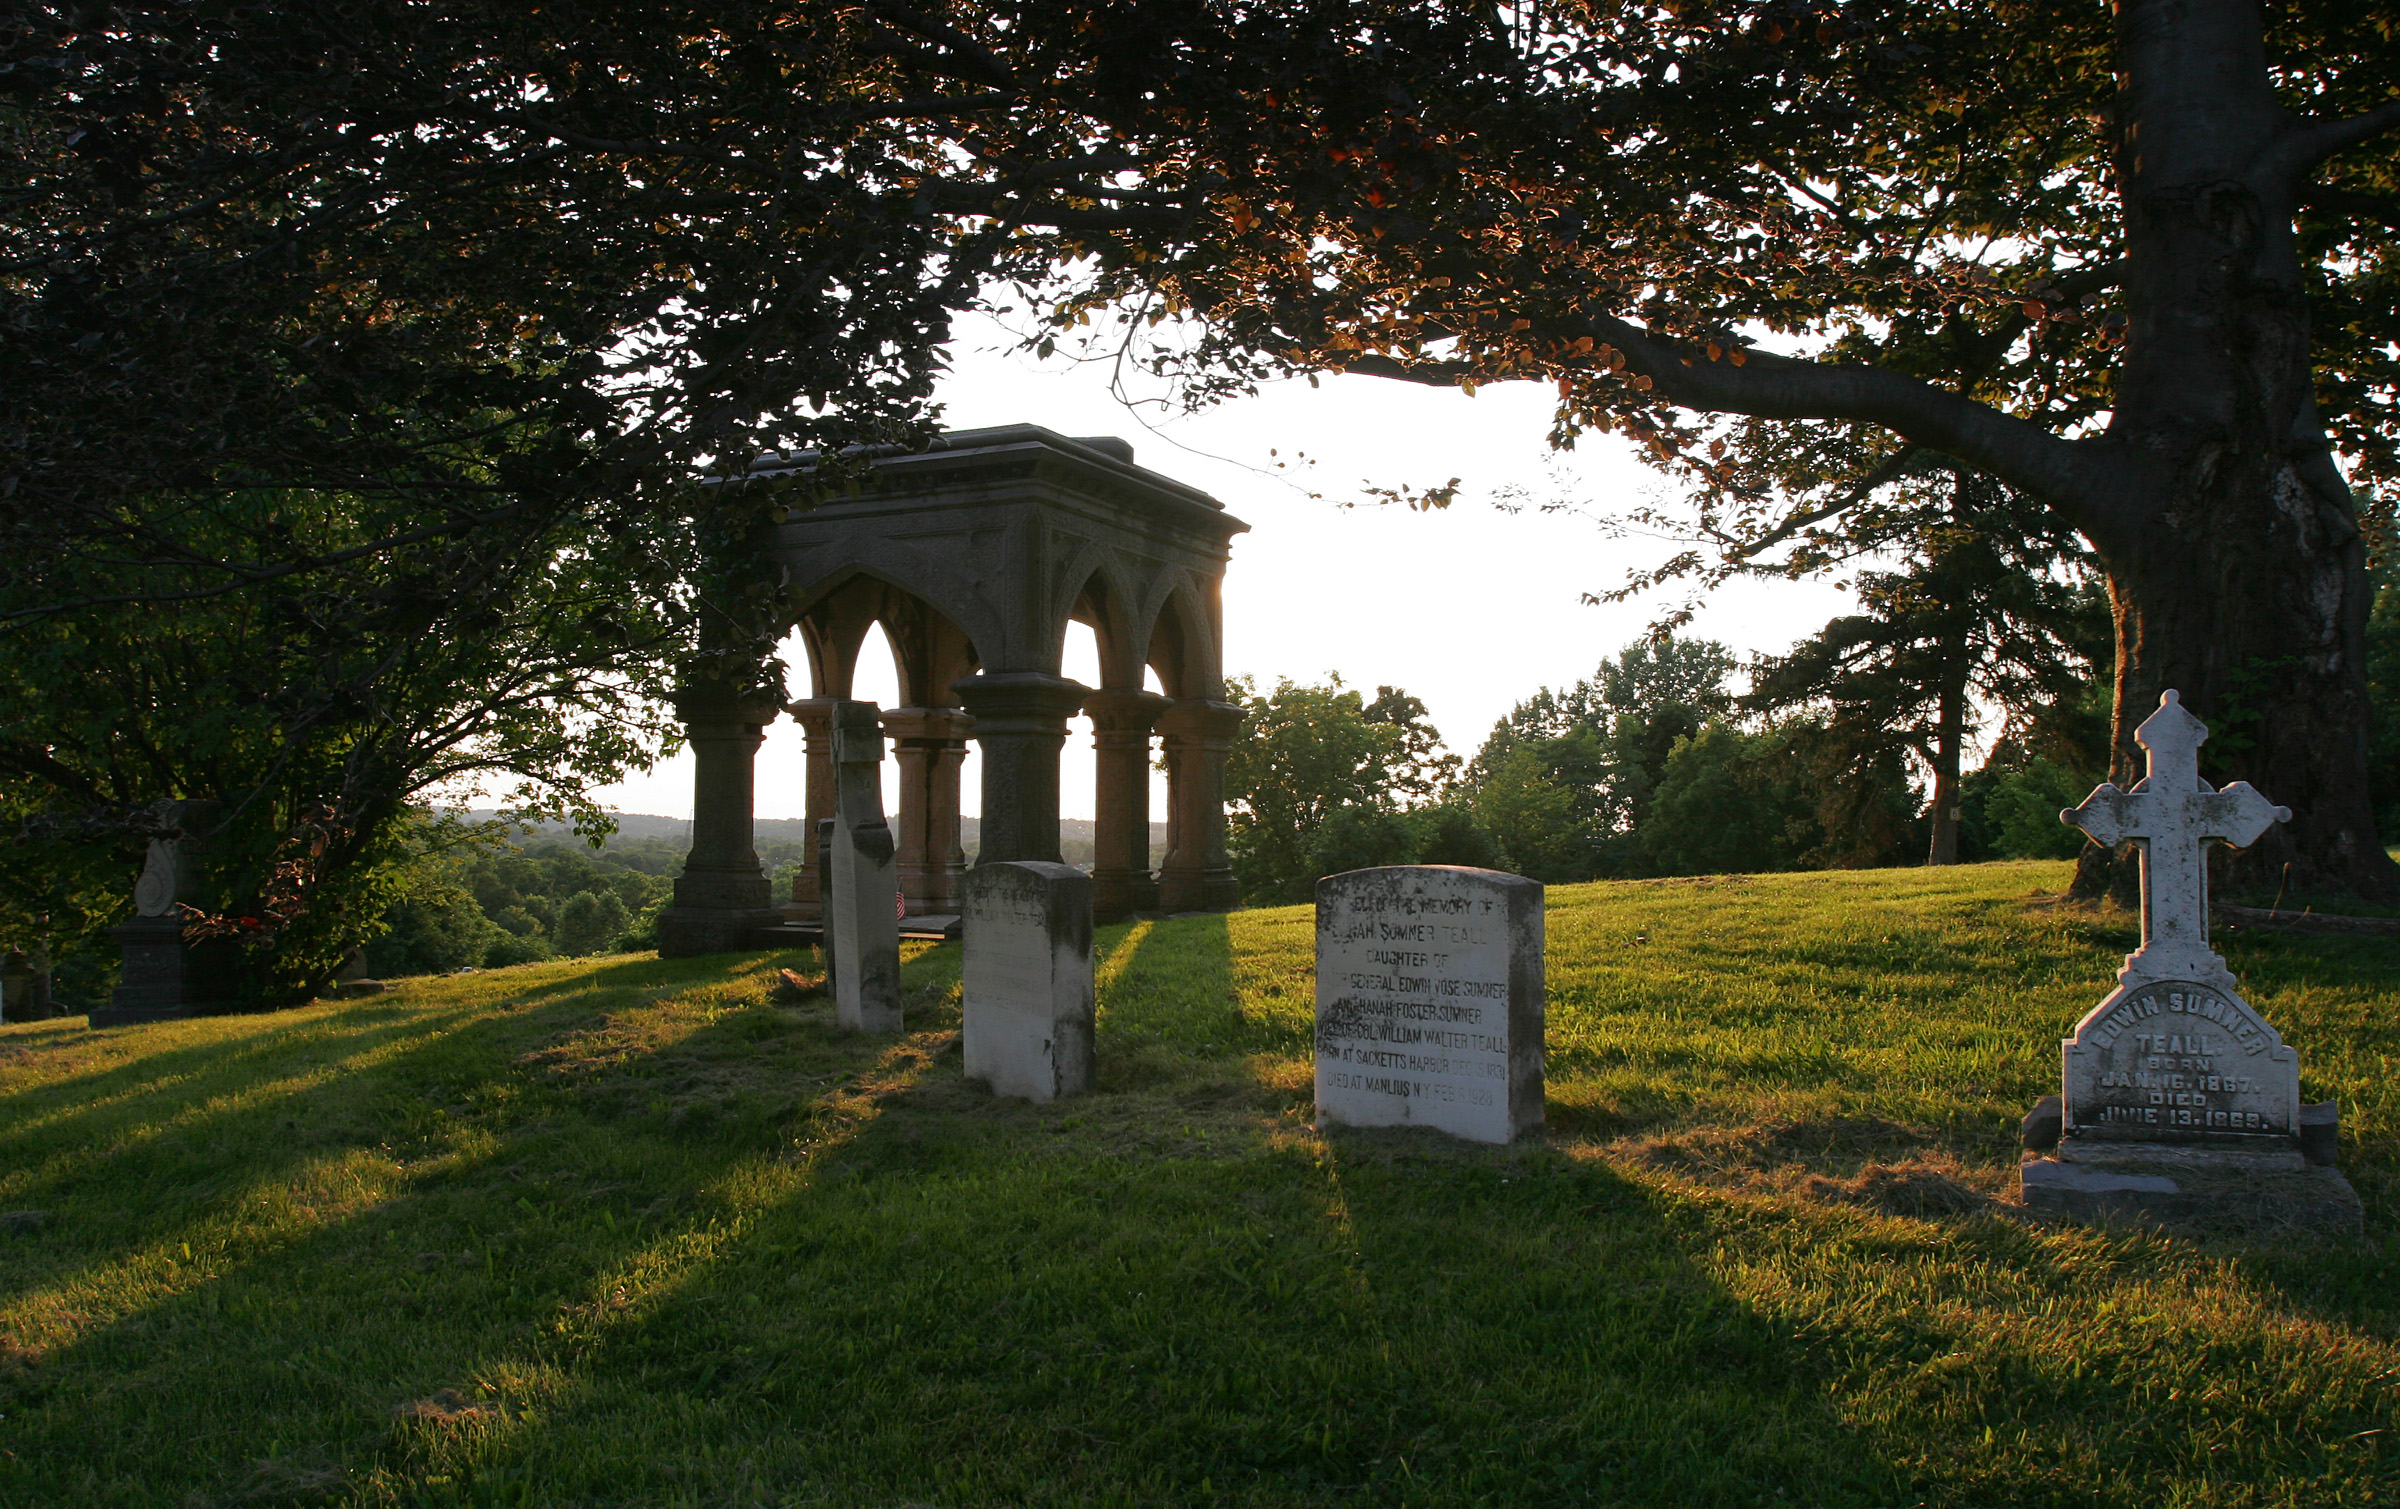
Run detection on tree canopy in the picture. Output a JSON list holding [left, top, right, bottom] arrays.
[[982, 0, 2400, 894]]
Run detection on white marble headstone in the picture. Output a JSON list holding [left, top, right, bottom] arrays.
[[960, 862, 1094, 1102], [2059, 690, 2298, 1141], [1314, 866, 1544, 1145]]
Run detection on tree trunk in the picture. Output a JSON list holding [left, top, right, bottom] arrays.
[[2068, 0, 2400, 902], [1925, 670, 1964, 866]]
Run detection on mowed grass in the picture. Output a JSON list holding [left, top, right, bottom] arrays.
[[3, 861, 2399, 1508]]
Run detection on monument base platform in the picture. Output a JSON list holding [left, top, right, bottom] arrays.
[[656, 907, 786, 958], [2020, 1139, 2362, 1236], [748, 916, 960, 949]]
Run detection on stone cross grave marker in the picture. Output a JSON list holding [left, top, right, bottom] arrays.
[[827, 700, 903, 1033], [2055, 689, 2295, 1139], [2021, 689, 2359, 1231], [960, 861, 1095, 1102], [1314, 866, 1544, 1145]]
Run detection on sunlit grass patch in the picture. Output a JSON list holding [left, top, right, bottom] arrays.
[[2, 864, 2396, 1506]]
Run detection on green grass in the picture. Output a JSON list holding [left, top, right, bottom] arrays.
[[4, 860, 2398, 1507]]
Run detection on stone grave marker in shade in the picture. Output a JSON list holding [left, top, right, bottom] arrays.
[[2020, 689, 2360, 1232], [827, 700, 903, 1033], [91, 799, 243, 1026], [960, 861, 1095, 1102], [1314, 866, 1544, 1145]]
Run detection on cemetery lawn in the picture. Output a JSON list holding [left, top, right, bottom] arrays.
[[7, 862, 2400, 1509]]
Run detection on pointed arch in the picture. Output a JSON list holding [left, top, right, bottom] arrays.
[[786, 543, 1008, 672], [1143, 570, 1222, 701], [789, 568, 985, 705]]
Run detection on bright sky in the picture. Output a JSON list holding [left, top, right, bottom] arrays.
[[585, 311, 1855, 822]]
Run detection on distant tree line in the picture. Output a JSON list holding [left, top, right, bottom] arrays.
[[1223, 619, 2120, 906], [361, 826, 835, 980]]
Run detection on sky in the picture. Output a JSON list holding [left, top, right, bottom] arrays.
[[583, 311, 1856, 823]]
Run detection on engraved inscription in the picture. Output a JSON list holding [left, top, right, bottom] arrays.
[[2068, 980, 2289, 1135], [1315, 871, 1529, 1143]]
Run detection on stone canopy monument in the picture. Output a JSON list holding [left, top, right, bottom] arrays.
[[658, 425, 1249, 957], [2020, 690, 2360, 1231]]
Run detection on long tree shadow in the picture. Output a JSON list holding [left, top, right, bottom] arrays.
[[0, 947, 970, 1506], [0, 953, 842, 1359]]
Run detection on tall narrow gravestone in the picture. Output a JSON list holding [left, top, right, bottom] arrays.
[[1314, 866, 1544, 1145], [827, 701, 904, 1033], [960, 861, 1095, 1102], [2020, 690, 2361, 1231]]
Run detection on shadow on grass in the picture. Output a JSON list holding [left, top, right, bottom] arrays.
[[0, 951, 977, 1505], [9, 923, 2400, 1506]]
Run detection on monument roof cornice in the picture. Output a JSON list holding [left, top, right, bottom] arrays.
[[745, 423, 1248, 545]]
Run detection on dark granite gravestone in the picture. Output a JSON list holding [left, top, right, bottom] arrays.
[[91, 800, 245, 1027]]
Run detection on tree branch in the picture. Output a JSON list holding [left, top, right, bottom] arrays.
[[1601, 320, 2139, 540], [2298, 182, 2400, 235], [2274, 98, 2400, 179], [1349, 324, 2140, 540], [865, 2, 1019, 90], [1711, 446, 1923, 563]]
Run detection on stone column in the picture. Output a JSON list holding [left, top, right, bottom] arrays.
[[1156, 698, 1245, 912], [656, 687, 784, 957], [781, 697, 837, 922], [1084, 688, 1172, 921], [952, 672, 1090, 866], [881, 706, 975, 916]]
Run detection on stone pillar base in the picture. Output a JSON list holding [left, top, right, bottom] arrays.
[[1091, 870, 1161, 922], [1157, 872, 1243, 914], [656, 904, 786, 958], [658, 864, 779, 957]]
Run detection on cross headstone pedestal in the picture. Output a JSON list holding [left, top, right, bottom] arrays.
[[2018, 690, 2359, 1232]]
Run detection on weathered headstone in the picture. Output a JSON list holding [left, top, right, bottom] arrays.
[[91, 799, 242, 1027], [815, 816, 837, 996], [960, 861, 1095, 1102], [2020, 690, 2361, 1231], [827, 701, 904, 1033], [0, 952, 29, 1025], [1314, 866, 1544, 1145]]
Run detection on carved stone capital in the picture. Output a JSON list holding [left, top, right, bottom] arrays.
[[880, 705, 976, 746], [1083, 687, 1173, 738], [952, 671, 1091, 733], [1156, 698, 1247, 749]]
